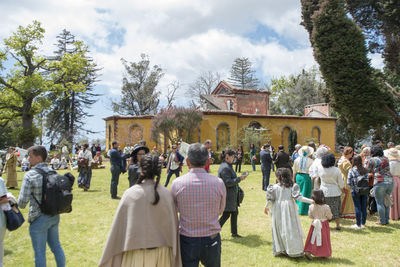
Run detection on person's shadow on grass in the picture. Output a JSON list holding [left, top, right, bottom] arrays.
[[225, 234, 271, 247], [288, 255, 355, 265]]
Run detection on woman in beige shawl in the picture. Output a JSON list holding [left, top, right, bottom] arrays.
[[4, 147, 18, 188], [99, 154, 181, 267]]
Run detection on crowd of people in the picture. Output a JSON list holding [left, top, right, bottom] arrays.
[[0, 138, 399, 266]]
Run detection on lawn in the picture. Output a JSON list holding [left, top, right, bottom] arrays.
[[4, 163, 400, 266]]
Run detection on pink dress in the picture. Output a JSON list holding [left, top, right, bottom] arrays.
[[390, 176, 400, 220], [304, 204, 332, 257]]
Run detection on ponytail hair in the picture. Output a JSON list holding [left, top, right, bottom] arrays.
[[138, 154, 162, 205]]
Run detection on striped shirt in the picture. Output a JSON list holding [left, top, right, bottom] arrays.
[[171, 168, 226, 237], [18, 162, 52, 222]]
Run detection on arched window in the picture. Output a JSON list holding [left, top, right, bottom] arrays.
[[248, 121, 262, 129], [216, 122, 230, 151], [311, 126, 322, 145], [128, 124, 143, 145], [281, 125, 292, 150]]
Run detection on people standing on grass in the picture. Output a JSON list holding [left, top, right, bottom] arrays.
[[235, 145, 243, 173], [304, 190, 333, 260], [338, 146, 356, 218], [387, 147, 400, 220], [171, 143, 226, 267], [4, 147, 17, 189], [127, 145, 149, 187], [260, 144, 273, 191], [319, 153, 344, 230], [218, 149, 248, 238], [293, 146, 314, 215], [204, 140, 213, 173], [165, 145, 184, 187], [78, 144, 93, 191], [273, 145, 292, 174], [365, 145, 394, 225], [99, 154, 181, 267], [18, 146, 66, 267], [250, 144, 256, 171], [109, 141, 123, 199], [347, 155, 369, 230], [264, 168, 313, 257]]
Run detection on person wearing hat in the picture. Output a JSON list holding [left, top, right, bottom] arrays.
[[292, 146, 314, 215], [128, 145, 150, 187], [388, 147, 400, 220], [165, 145, 184, 187]]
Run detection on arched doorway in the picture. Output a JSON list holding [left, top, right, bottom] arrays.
[[216, 122, 230, 151], [312, 126, 321, 145], [281, 125, 292, 150], [129, 124, 143, 145]]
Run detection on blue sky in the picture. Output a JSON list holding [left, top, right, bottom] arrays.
[[0, 0, 384, 144]]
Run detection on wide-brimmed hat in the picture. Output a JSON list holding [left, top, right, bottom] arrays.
[[130, 145, 149, 159], [298, 146, 314, 157], [387, 148, 400, 161]]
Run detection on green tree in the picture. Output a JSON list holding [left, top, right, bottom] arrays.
[[0, 21, 91, 147], [268, 67, 326, 116], [300, 0, 396, 135], [113, 54, 163, 115], [228, 57, 259, 89], [45, 29, 100, 144]]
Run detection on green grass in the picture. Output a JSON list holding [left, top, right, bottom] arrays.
[[4, 163, 400, 266]]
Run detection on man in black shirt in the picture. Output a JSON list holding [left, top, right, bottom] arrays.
[[273, 145, 292, 174]]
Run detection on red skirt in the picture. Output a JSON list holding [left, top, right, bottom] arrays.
[[304, 220, 331, 257]]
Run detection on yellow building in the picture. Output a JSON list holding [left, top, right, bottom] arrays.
[[104, 81, 337, 152]]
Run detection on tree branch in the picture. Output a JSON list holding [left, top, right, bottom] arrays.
[[385, 81, 400, 99], [383, 105, 400, 125]]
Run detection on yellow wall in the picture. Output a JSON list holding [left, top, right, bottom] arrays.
[[105, 114, 336, 152]]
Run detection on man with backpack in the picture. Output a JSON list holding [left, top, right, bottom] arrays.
[[18, 146, 67, 267]]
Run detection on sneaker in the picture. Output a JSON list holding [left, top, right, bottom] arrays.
[[361, 224, 366, 229], [350, 224, 361, 230]]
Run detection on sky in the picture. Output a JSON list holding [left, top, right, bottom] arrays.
[[0, 0, 384, 143]]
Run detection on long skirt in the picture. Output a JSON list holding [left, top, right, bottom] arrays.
[[390, 176, 400, 220], [78, 166, 92, 189], [6, 169, 18, 187], [295, 173, 312, 215], [341, 187, 355, 218], [121, 246, 172, 267], [304, 220, 331, 257]]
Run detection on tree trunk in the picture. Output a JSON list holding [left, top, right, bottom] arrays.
[[21, 98, 34, 148]]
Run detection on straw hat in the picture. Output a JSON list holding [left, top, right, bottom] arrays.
[[387, 148, 400, 161], [298, 146, 314, 157]]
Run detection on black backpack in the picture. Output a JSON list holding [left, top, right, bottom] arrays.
[[356, 174, 370, 196], [32, 168, 75, 216]]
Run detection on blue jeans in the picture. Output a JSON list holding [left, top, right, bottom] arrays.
[[165, 168, 180, 187], [180, 234, 221, 267], [351, 192, 368, 226], [374, 182, 394, 224], [250, 156, 256, 171], [29, 214, 65, 267], [110, 165, 121, 197], [261, 165, 271, 191]]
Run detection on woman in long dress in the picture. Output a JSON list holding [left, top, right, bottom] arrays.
[[265, 168, 313, 257], [338, 146, 355, 218], [390, 147, 400, 220], [99, 154, 181, 267], [4, 147, 17, 188], [293, 146, 314, 215]]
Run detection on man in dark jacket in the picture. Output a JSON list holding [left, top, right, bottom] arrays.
[[273, 145, 292, 174], [260, 144, 273, 191], [109, 141, 122, 199]]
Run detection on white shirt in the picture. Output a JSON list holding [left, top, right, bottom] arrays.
[[78, 149, 93, 167], [22, 158, 30, 168]]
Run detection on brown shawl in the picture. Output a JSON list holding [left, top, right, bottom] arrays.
[[99, 180, 181, 267]]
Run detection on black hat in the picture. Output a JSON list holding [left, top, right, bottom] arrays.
[[130, 145, 150, 163]]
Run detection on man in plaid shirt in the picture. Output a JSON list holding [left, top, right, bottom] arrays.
[[18, 146, 65, 267], [172, 143, 226, 267]]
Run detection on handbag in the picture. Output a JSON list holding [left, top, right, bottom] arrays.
[[237, 186, 244, 205], [4, 203, 25, 231]]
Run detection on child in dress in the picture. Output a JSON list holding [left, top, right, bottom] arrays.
[[304, 189, 333, 260], [264, 168, 314, 257]]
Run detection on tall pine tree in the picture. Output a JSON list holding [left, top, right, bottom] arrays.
[[228, 57, 259, 89], [45, 29, 100, 144]]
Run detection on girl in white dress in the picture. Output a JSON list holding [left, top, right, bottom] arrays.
[[264, 168, 313, 257]]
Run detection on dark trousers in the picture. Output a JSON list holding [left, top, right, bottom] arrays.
[[352, 192, 368, 226], [78, 166, 92, 189], [261, 166, 271, 191], [180, 234, 221, 267], [110, 165, 121, 197], [165, 168, 180, 187], [235, 160, 242, 173], [219, 211, 238, 235]]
